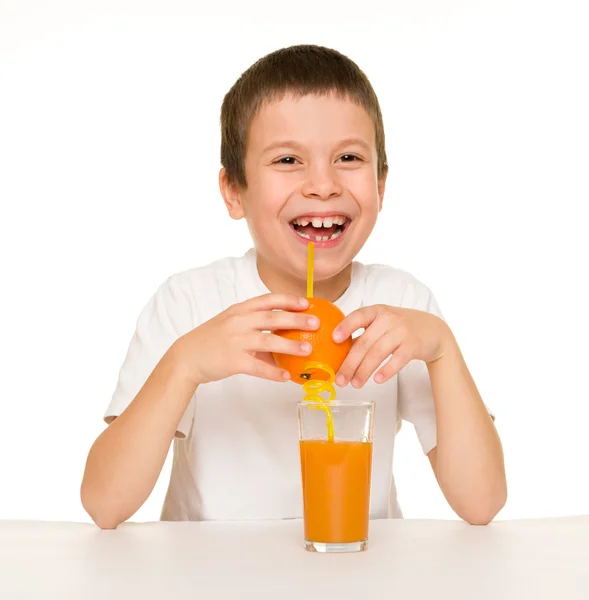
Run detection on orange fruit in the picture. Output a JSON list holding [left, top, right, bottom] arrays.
[[272, 297, 352, 384]]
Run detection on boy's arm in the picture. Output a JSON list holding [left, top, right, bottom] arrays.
[[81, 342, 197, 529], [426, 337, 507, 525], [82, 292, 314, 529], [332, 294, 506, 525]]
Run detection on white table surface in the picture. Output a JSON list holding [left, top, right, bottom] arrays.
[[1, 516, 588, 599]]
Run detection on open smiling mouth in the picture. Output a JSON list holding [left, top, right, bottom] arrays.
[[289, 215, 351, 243]]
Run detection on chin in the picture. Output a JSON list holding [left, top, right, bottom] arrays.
[[303, 257, 352, 282]]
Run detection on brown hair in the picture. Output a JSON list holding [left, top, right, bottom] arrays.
[[220, 44, 388, 188]]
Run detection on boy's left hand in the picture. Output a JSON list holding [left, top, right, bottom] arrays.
[[332, 305, 453, 388]]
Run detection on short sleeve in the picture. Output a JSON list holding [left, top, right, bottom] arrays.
[[397, 286, 495, 455], [397, 288, 444, 455], [104, 276, 196, 438]]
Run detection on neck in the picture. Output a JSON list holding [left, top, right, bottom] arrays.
[[256, 254, 352, 303]]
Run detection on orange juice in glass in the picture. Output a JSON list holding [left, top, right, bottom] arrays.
[[297, 400, 374, 553]]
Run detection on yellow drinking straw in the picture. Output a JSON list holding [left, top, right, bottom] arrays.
[[302, 241, 335, 441], [307, 241, 314, 298]]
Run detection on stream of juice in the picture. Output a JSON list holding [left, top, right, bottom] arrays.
[[303, 242, 336, 440]]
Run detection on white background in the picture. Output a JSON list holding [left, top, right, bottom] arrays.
[[1, 0, 588, 524]]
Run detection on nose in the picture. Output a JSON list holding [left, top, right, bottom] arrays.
[[301, 164, 343, 200]]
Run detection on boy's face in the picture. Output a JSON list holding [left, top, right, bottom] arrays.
[[221, 92, 386, 287]]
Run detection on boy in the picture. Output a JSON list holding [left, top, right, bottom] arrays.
[[81, 44, 506, 529]]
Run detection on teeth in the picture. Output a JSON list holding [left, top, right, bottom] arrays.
[[293, 215, 347, 227], [295, 229, 342, 242]]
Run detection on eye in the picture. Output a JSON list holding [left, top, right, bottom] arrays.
[[339, 154, 361, 162], [274, 156, 299, 165]]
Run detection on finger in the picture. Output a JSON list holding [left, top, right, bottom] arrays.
[[240, 355, 291, 382], [350, 331, 402, 388], [374, 346, 412, 384], [249, 332, 313, 356], [332, 306, 379, 343], [335, 321, 387, 386], [250, 310, 320, 332], [252, 351, 277, 366], [240, 293, 309, 313]]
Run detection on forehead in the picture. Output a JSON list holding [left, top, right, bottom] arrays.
[[247, 92, 376, 151]]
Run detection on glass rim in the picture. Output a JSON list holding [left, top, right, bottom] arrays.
[[296, 400, 375, 408]]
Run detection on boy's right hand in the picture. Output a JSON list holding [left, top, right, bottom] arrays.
[[173, 294, 318, 385]]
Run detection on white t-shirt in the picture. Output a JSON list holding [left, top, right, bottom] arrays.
[[105, 248, 445, 522]]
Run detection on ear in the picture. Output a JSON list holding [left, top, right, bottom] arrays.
[[377, 169, 388, 212], [219, 168, 245, 220]]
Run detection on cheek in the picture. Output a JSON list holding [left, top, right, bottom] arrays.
[[248, 173, 297, 218], [263, 170, 300, 200], [241, 183, 286, 241], [345, 171, 381, 211]]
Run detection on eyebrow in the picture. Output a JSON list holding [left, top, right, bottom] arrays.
[[261, 138, 372, 154]]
